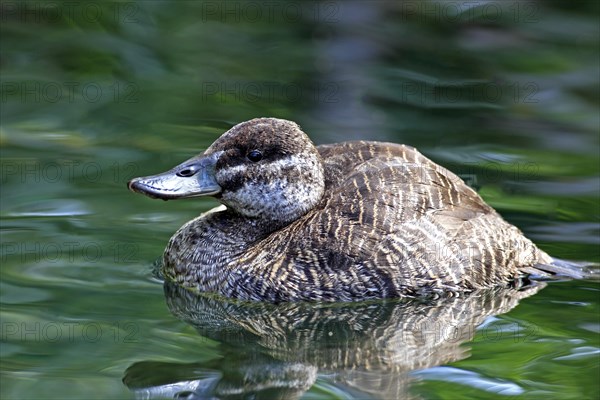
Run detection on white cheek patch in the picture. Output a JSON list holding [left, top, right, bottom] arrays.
[[218, 154, 324, 220], [221, 155, 304, 176]]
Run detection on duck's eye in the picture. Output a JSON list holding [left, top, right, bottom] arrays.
[[176, 165, 198, 177], [247, 150, 263, 162]]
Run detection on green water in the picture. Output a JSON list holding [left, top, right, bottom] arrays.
[[1, 1, 598, 399]]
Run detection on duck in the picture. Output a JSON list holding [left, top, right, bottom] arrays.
[[128, 117, 580, 302]]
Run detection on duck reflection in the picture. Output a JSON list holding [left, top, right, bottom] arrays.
[[124, 281, 543, 399]]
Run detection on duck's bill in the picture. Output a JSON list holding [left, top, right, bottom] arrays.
[[127, 153, 222, 200]]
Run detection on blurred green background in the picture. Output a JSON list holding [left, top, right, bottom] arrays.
[[1, 1, 598, 399]]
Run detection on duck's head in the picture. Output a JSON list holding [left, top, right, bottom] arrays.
[[128, 118, 325, 224]]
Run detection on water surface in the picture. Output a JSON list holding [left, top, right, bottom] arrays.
[[1, 1, 598, 399]]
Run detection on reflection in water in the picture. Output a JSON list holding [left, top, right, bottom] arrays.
[[124, 281, 544, 399]]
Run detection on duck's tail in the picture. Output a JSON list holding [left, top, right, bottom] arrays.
[[523, 258, 600, 281]]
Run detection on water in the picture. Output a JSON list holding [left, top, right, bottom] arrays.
[[1, 1, 598, 399]]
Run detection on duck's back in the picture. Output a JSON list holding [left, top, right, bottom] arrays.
[[248, 141, 551, 301]]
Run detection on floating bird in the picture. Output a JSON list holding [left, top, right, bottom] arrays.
[[129, 118, 584, 301]]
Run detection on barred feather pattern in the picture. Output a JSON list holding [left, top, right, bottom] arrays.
[[163, 120, 552, 301]]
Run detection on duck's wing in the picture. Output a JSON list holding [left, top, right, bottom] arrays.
[[316, 140, 492, 228], [301, 142, 545, 293]]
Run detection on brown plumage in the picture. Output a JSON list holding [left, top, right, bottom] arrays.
[[128, 117, 576, 302]]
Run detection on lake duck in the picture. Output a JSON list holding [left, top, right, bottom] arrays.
[[128, 117, 579, 302]]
